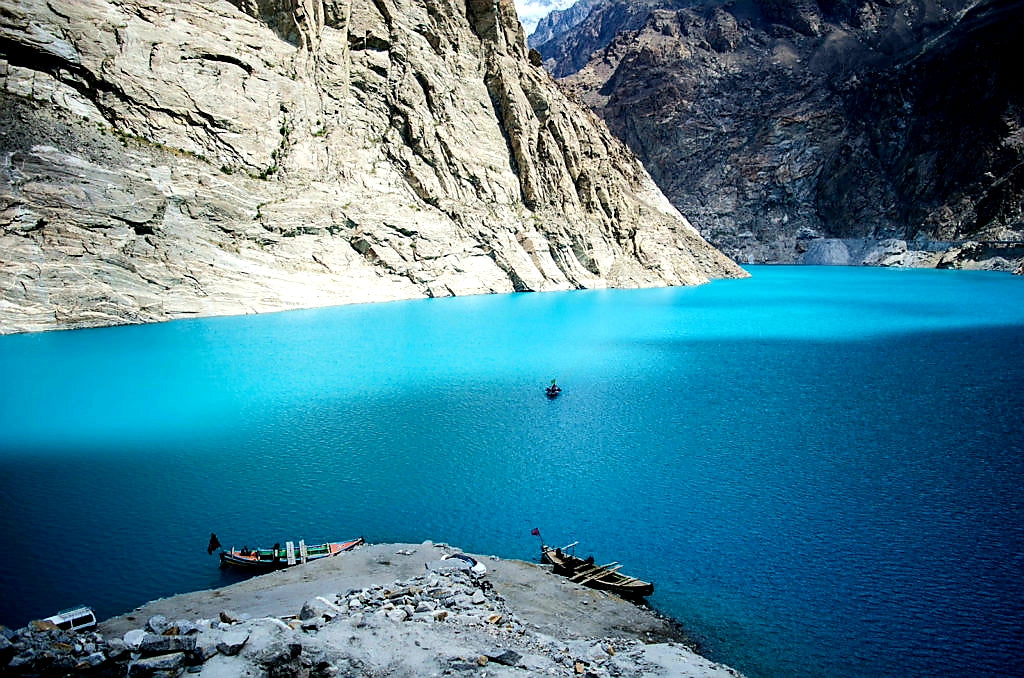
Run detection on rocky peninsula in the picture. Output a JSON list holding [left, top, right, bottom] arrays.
[[1, 541, 742, 677]]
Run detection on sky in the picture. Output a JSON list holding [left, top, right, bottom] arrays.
[[513, 0, 579, 35]]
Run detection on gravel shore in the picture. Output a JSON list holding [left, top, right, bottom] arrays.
[[3, 541, 743, 677]]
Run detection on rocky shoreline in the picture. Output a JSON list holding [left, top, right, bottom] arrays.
[[0, 542, 742, 677]]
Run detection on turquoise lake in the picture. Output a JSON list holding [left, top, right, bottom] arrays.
[[1, 265, 1023, 677]]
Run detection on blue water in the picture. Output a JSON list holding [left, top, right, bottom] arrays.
[[1, 266, 1023, 677]]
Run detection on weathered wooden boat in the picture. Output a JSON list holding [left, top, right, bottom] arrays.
[[219, 537, 364, 570], [541, 542, 654, 599]]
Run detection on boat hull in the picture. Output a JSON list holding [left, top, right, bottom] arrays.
[[219, 537, 364, 571], [541, 545, 654, 599]]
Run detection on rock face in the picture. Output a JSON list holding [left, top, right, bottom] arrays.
[[537, 0, 1024, 269], [0, 0, 743, 334]]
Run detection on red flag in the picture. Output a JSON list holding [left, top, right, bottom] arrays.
[[207, 533, 222, 555], [531, 528, 540, 536]]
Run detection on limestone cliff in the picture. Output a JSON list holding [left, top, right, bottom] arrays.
[[0, 0, 743, 334], [539, 0, 1024, 270]]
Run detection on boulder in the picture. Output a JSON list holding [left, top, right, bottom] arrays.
[[106, 638, 129, 660], [123, 629, 147, 650], [255, 640, 302, 669], [170, 619, 201, 635], [218, 610, 241, 624], [145, 615, 170, 634], [387, 608, 410, 622], [77, 651, 106, 668], [29, 620, 57, 632], [215, 630, 249, 657], [188, 636, 219, 664], [486, 649, 522, 666], [130, 651, 186, 675], [300, 617, 323, 631], [298, 600, 327, 621], [0, 633, 13, 654], [139, 633, 197, 654]]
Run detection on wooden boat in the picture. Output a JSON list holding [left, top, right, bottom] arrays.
[[541, 542, 654, 599], [219, 537, 364, 571]]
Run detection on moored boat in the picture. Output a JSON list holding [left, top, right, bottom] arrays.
[[219, 537, 364, 570], [541, 542, 654, 599]]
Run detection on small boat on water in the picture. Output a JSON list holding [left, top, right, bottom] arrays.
[[219, 537, 364, 571], [541, 542, 654, 599], [545, 379, 562, 398]]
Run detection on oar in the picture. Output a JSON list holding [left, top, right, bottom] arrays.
[[576, 564, 623, 585], [611, 574, 648, 587], [568, 561, 615, 580], [569, 561, 617, 581]]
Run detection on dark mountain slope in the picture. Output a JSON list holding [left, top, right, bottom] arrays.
[[543, 0, 1024, 269]]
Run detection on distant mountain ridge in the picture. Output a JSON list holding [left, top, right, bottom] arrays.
[[532, 0, 693, 77], [527, 0, 600, 49], [531, 0, 1024, 271]]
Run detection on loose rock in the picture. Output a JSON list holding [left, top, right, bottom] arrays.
[[216, 630, 249, 657]]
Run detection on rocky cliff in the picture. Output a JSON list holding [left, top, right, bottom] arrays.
[[0, 0, 743, 334], [537, 0, 1024, 270]]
